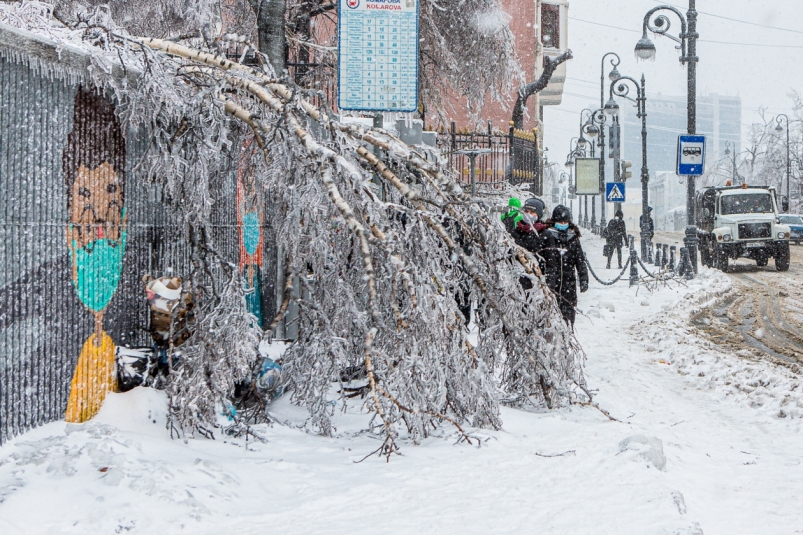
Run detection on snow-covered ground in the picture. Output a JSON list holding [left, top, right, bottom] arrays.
[[1, 234, 802, 534]]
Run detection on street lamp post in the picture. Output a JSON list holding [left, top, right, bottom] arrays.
[[775, 114, 791, 210], [559, 171, 569, 208], [607, 74, 651, 261], [580, 108, 606, 230], [577, 135, 589, 227], [635, 0, 699, 274], [564, 157, 575, 217], [724, 141, 739, 185], [566, 137, 586, 223], [600, 53, 621, 227]]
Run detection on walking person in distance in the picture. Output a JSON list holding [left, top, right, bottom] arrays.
[[605, 209, 627, 269]]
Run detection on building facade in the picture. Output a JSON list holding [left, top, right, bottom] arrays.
[[621, 93, 742, 175], [443, 0, 569, 132]]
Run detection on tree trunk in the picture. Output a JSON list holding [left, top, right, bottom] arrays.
[[511, 50, 573, 129], [249, 0, 287, 73]]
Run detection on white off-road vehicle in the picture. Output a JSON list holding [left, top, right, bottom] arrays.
[[696, 185, 791, 272]]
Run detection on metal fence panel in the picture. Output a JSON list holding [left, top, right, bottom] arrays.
[[437, 122, 541, 194]]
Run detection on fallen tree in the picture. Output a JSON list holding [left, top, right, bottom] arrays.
[[2, 3, 587, 458]]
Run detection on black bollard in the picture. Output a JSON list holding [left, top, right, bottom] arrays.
[[654, 242, 662, 266], [669, 246, 676, 272], [678, 247, 693, 279], [662, 244, 669, 269], [629, 235, 639, 287]]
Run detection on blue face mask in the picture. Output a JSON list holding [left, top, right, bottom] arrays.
[[555, 222, 570, 231], [69, 207, 127, 314]]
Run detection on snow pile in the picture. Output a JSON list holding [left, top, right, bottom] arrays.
[[632, 270, 803, 425], [2, 234, 802, 534]]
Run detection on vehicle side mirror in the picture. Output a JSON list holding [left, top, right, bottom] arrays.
[[782, 196, 790, 213], [703, 208, 711, 220]]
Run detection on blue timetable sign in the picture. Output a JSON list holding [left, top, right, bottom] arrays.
[[338, 0, 419, 112]]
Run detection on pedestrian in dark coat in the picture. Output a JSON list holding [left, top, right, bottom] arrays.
[[509, 197, 547, 252], [537, 205, 589, 326], [605, 209, 627, 269], [505, 197, 547, 291], [639, 206, 655, 240]]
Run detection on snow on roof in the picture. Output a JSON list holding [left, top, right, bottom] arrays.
[[0, 2, 139, 86]]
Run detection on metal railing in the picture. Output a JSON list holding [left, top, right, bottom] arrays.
[[436, 122, 541, 194]]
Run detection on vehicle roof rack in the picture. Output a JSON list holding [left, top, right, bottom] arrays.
[[704, 185, 774, 192]]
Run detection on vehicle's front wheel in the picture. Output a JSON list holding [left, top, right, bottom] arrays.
[[775, 242, 791, 272], [714, 243, 729, 272]]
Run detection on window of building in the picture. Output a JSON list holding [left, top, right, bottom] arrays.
[[541, 4, 560, 49]]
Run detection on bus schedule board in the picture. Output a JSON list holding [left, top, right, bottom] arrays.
[[338, 0, 419, 112]]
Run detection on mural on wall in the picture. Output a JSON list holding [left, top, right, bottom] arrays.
[[237, 139, 265, 327], [62, 88, 128, 423]]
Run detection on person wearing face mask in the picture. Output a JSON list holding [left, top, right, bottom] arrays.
[[509, 197, 547, 252], [537, 205, 589, 326]]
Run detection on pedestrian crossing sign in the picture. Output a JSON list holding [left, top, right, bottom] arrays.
[[606, 182, 626, 202]]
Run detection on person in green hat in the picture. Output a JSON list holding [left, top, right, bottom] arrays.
[[501, 197, 523, 235]]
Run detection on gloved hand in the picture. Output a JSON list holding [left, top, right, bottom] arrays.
[[580, 281, 589, 293]]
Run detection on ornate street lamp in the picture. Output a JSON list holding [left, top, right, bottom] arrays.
[[609, 74, 651, 261], [775, 114, 791, 210], [560, 171, 571, 214], [580, 108, 607, 230], [566, 137, 586, 224], [724, 141, 741, 185], [599, 53, 621, 226], [635, 1, 699, 273]]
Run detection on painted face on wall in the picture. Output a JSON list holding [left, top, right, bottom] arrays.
[[62, 87, 128, 315], [69, 162, 125, 249]]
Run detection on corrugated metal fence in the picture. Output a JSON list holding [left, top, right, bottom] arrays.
[[0, 45, 278, 443]]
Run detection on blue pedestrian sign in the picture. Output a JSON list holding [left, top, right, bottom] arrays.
[[677, 135, 706, 175], [606, 182, 626, 203]]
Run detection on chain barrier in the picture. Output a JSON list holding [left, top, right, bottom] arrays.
[[636, 255, 660, 278], [584, 254, 631, 286]]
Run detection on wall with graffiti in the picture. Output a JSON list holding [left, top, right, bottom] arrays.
[[0, 53, 277, 443]]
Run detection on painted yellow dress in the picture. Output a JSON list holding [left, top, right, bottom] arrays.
[[65, 223, 127, 422]]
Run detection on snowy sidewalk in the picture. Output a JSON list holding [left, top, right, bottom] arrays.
[[1, 234, 802, 534]]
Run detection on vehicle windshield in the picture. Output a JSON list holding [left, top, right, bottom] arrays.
[[779, 215, 803, 225], [720, 193, 774, 215]]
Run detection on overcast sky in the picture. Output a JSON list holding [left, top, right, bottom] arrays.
[[542, 0, 803, 159]]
